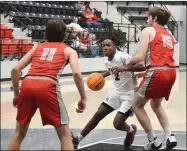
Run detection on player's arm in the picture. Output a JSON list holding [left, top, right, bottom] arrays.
[[128, 28, 150, 65], [111, 63, 145, 75], [121, 63, 146, 72], [134, 71, 146, 78], [101, 71, 110, 78], [65, 47, 87, 112], [11, 46, 35, 97]]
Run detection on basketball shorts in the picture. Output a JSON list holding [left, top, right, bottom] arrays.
[[103, 90, 135, 115], [137, 69, 176, 101], [16, 76, 69, 126]]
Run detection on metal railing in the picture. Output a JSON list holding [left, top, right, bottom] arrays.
[[2, 2, 33, 31], [113, 23, 139, 54]]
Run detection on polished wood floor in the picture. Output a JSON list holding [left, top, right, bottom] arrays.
[[1, 67, 186, 132]]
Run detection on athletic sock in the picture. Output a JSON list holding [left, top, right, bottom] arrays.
[[77, 133, 84, 141], [164, 127, 171, 139], [147, 130, 156, 141]]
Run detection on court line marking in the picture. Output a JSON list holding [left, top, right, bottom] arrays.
[[78, 132, 186, 149], [101, 142, 186, 150]]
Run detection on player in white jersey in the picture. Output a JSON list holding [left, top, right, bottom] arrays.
[[72, 36, 145, 149]]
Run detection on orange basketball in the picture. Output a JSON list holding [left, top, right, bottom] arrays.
[[86, 73, 105, 91]]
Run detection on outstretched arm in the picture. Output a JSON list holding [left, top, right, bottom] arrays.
[[111, 63, 146, 75], [101, 71, 110, 78]]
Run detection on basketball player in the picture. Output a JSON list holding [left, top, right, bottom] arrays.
[[8, 19, 87, 151], [124, 7, 177, 150], [72, 36, 146, 149]]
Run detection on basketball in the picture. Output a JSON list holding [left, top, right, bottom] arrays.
[[87, 73, 105, 91]]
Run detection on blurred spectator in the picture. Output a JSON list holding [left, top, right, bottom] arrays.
[[82, 8, 102, 28], [92, 8, 102, 23], [72, 32, 88, 53], [89, 33, 100, 57], [66, 17, 85, 33], [75, 1, 87, 14], [81, 30, 89, 46], [64, 31, 88, 57]]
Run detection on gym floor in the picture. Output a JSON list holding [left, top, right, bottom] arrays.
[[1, 65, 186, 150]]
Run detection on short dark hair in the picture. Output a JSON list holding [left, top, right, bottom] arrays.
[[98, 31, 127, 51], [148, 7, 171, 26], [46, 19, 67, 42]]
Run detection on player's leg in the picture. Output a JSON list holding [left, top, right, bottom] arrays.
[[150, 98, 170, 135], [72, 102, 114, 149], [8, 122, 30, 150], [81, 103, 114, 136], [132, 93, 162, 150], [151, 99, 177, 150], [113, 110, 132, 131], [55, 124, 74, 150], [8, 79, 37, 150], [133, 70, 175, 150], [150, 69, 177, 150], [36, 79, 75, 150], [113, 90, 137, 147], [113, 110, 137, 147]]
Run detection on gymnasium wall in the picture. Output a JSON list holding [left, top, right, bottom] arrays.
[[167, 5, 186, 64], [1, 58, 106, 80]]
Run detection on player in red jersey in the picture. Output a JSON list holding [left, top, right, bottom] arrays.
[[114, 7, 177, 150], [8, 19, 87, 151]]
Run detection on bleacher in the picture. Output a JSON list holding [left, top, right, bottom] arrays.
[[0, 24, 34, 61], [0, 1, 117, 60], [0, 1, 113, 41]]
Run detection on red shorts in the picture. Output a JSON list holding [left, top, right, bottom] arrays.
[[16, 76, 69, 126], [138, 69, 176, 101]]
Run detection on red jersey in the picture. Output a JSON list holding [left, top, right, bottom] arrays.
[[145, 24, 175, 68], [27, 42, 68, 80], [81, 35, 89, 45]]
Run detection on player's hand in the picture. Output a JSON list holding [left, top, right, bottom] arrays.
[[111, 67, 126, 75], [13, 96, 19, 108], [76, 99, 86, 113]]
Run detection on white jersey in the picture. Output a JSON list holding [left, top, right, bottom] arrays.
[[104, 50, 138, 94]]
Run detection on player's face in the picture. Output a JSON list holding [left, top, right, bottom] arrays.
[[147, 15, 154, 27], [102, 39, 116, 57]]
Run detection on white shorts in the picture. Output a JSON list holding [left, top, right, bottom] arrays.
[[103, 90, 135, 115]]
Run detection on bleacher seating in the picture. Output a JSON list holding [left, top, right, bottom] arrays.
[[1, 1, 113, 41], [0, 24, 13, 38], [1, 38, 34, 61], [0, 1, 117, 59], [1, 24, 34, 61]]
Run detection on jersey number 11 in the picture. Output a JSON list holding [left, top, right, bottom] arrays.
[[40, 48, 57, 61]]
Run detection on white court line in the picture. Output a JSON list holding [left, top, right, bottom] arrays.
[[78, 133, 159, 149], [101, 142, 186, 150], [78, 132, 186, 149]]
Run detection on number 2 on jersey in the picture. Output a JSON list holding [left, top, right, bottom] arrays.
[[115, 73, 120, 81], [40, 48, 57, 61]]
